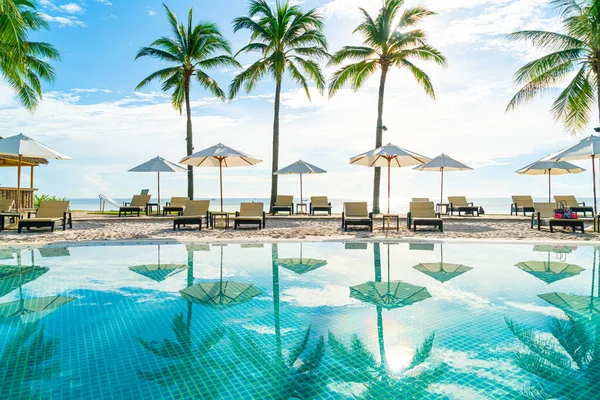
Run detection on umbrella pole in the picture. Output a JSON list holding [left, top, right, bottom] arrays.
[[387, 160, 391, 215], [157, 171, 161, 216], [440, 167, 444, 206], [593, 155, 597, 215], [17, 154, 22, 210], [548, 170, 551, 203], [219, 158, 224, 212]]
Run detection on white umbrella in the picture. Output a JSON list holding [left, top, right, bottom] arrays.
[[548, 135, 600, 213], [413, 154, 472, 205], [0, 134, 72, 210], [350, 143, 431, 214], [128, 156, 187, 214], [516, 160, 585, 202], [179, 143, 262, 211], [274, 160, 326, 205]]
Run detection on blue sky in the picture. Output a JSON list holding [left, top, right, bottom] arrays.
[[0, 0, 596, 208]]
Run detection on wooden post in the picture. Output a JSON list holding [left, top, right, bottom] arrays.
[[548, 170, 551, 203], [593, 155, 597, 215], [157, 171, 161, 215], [16, 154, 22, 210], [387, 159, 391, 215], [219, 158, 224, 212], [440, 167, 444, 206], [30, 166, 34, 189]]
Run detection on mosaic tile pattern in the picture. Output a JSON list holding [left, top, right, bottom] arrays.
[[0, 241, 597, 399]]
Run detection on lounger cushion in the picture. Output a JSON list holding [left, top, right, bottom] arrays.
[[274, 196, 293, 206]]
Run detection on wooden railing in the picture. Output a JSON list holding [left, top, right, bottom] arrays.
[[0, 187, 37, 210]]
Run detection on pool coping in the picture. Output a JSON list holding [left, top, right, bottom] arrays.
[[3, 236, 600, 249]]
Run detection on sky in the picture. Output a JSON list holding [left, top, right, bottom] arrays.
[[0, 0, 596, 205]]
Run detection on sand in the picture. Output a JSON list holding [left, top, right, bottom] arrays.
[[1, 213, 599, 245]]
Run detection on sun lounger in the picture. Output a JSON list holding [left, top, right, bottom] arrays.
[[448, 196, 480, 216], [554, 195, 594, 217], [407, 201, 443, 232], [511, 196, 535, 216], [0, 199, 14, 212], [342, 202, 373, 232], [531, 202, 584, 233], [235, 202, 266, 230], [18, 200, 72, 233], [163, 197, 189, 216], [173, 200, 210, 230], [119, 195, 151, 217], [411, 198, 429, 202], [310, 196, 332, 215], [271, 195, 294, 215]]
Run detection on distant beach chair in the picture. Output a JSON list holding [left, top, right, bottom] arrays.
[[271, 195, 294, 215], [0, 199, 14, 212], [173, 200, 210, 230], [511, 195, 535, 216], [448, 196, 480, 216], [163, 197, 189, 216], [554, 195, 594, 217], [310, 196, 332, 215], [531, 202, 584, 233], [411, 198, 429, 202], [342, 202, 373, 232], [119, 195, 151, 217], [407, 201, 443, 232], [18, 200, 72, 233], [235, 202, 266, 230]]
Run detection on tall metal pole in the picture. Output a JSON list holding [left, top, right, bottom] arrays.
[[387, 159, 391, 214], [548, 170, 551, 203], [440, 167, 444, 205], [300, 173, 303, 206], [157, 171, 161, 215]]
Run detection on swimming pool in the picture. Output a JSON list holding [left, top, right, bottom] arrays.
[[0, 240, 597, 399]]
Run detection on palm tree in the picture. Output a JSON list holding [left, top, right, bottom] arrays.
[[0, 0, 60, 110], [328, 0, 446, 214], [135, 5, 240, 199], [507, 0, 600, 134], [229, 0, 328, 212]]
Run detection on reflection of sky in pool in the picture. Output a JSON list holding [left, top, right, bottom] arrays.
[[0, 241, 598, 399]]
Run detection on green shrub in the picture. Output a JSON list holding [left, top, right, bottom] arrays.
[[34, 194, 67, 209]]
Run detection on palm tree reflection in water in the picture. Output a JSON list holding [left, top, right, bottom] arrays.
[[506, 247, 600, 399], [329, 243, 445, 399]]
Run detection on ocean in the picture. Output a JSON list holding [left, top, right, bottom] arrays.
[[73, 196, 596, 215]]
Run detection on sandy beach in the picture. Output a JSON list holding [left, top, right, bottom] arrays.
[[1, 213, 599, 244]]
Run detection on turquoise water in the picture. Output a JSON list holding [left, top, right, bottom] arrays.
[[0, 240, 598, 399]]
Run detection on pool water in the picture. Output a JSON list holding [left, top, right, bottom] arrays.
[[0, 241, 598, 399]]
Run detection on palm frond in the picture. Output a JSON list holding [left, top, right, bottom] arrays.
[[408, 333, 435, 369], [398, 6, 435, 29], [196, 70, 226, 100], [328, 46, 377, 66], [551, 65, 595, 134], [228, 59, 268, 99], [508, 30, 585, 51]]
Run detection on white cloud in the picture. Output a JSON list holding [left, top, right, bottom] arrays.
[[147, 8, 157, 16], [59, 3, 84, 14], [71, 88, 112, 94], [40, 13, 86, 28], [94, 0, 112, 5]]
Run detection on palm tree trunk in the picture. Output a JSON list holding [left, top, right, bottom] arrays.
[[372, 66, 388, 215], [185, 77, 194, 199], [270, 78, 282, 213]]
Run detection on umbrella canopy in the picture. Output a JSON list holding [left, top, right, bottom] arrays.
[[547, 134, 600, 213], [180, 143, 262, 211], [129, 156, 187, 215], [516, 159, 585, 202], [129, 264, 188, 282], [179, 244, 261, 309], [0, 134, 72, 209], [180, 281, 262, 309], [350, 143, 431, 214], [0, 265, 48, 298], [412, 243, 473, 283], [0, 295, 75, 324], [413, 154, 473, 206], [276, 243, 327, 275], [350, 280, 431, 310], [274, 160, 327, 205], [413, 263, 472, 283], [515, 261, 585, 284], [539, 292, 600, 320]]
